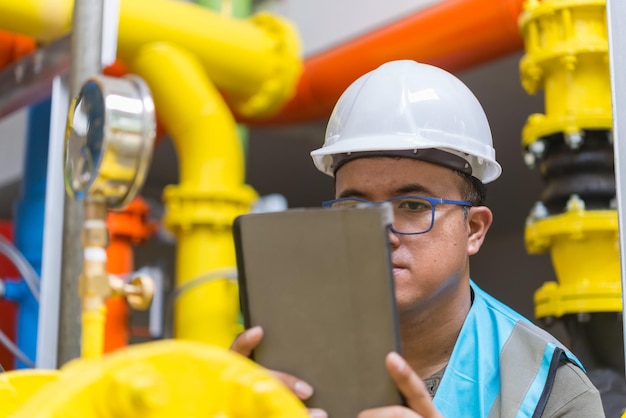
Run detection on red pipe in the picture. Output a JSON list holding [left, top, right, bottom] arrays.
[[242, 0, 525, 125], [0, 221, 18, 370]]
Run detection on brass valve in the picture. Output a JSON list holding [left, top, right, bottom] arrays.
[[109, 273, 155, 311]]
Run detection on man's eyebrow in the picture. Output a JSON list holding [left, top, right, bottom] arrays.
[[395, 184, 436, 196], [337, 188, 367, 199], [336, 184, 437, 199]]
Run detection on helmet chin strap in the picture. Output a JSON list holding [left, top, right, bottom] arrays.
[[332, 148, 473, 178]]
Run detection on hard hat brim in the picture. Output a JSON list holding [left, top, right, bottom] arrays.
[[311, 133, 502, 183]]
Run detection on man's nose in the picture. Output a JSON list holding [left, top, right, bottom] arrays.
[[387, 226, 401, 248]]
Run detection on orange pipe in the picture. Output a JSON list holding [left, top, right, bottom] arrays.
[[244, 0, 525, 125], [0, 30, 36, 70], [104, 198, 156, 353]]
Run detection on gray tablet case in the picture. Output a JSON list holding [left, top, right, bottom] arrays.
[[234, 205, 403, 417]]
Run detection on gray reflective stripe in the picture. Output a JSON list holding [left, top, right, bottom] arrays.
[[487, 321, 560, 418]]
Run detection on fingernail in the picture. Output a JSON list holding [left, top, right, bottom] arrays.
[[309, 409, 328, 418], [246, 326, 262, 341], [388, 352, 406, 372], [295, 380, 314, 399]]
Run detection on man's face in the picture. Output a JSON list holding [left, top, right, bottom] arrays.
[[334, 157, 476, 317]]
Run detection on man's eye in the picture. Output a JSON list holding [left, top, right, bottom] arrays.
[[398, 200, 429, 211]]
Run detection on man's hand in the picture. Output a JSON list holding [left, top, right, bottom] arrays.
[[358, 352, 443, 418], [231, 326, 328, 418]]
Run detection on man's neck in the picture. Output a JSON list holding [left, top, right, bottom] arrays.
[[399, 283, 472, 379]]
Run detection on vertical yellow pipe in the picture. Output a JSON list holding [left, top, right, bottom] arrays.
[[80, 306, 106, 359], [130, 43, 257, 348], [519, 0, 619, 317]]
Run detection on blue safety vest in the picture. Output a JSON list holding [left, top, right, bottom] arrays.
[[433, 281, 583, 418]]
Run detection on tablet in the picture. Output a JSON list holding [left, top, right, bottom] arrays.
[[234, 204, 403, 416]]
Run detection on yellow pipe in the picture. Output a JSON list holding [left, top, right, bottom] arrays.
[[81, 305, 107, 359], [10, 340, 308, 417], [0, 0, 302, 118], [0, 369, 59, 416], [0, 0, 73, 42], [130, 42, 257, 348], [519, 0, 618, 319]]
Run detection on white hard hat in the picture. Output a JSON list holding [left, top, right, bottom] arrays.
[[310, 60, 502, 183]]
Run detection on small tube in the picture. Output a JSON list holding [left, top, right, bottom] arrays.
[[0, 235, 41, 301], [0, 327, 35, 368]]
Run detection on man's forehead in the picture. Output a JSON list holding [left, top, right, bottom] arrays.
[[334, 157, 462, 196]]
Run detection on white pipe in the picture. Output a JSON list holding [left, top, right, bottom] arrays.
[[36, 75, 68, 370], [0, 327, 34, 368]]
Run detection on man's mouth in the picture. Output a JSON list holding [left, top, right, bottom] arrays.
[[392, 265, 406, 276]]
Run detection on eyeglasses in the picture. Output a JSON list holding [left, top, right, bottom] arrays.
[[322, 195, 473, 235]]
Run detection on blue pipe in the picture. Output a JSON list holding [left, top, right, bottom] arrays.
[[4, 98, 50, 368]]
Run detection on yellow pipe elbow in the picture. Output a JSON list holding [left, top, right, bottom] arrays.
[[11, 341, 308, 417], [118, 0, 302, 118], [131, 43, 257, 347], [0, 0, 73, 42]]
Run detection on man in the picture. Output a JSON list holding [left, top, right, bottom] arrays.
[[233, 60, 604, 417]]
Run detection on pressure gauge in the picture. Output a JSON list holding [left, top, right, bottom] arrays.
[[65, 74, 156, 209]]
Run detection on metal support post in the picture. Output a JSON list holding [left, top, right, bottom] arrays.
[[57, 0, 104, 367], [606, 0, 626, 377]]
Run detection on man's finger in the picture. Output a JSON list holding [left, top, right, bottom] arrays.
[[270, 370, 315, 400], [386, 352, 442, 418], [230, 326, 263, 357]]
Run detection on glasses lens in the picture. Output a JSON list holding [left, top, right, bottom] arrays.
[[391, 197, 434, 234], [326, 197, 435, 234], [328, 199, 362, 208]]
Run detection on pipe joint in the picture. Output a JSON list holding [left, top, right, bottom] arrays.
[[520, 0, 612, 145], [80, 201, 112, 300], [3, 279, 25, 302], [79, 253, 111, 301], [524, 130, 615, 214], [81, 221, 109, 249], [163, 184, 257, 232], [108, 198, 157, 245]]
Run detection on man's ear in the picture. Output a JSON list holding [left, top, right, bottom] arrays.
[[467, 206, 493, 256]]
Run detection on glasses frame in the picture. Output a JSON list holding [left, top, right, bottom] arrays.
[[322, 195, 473, 235]]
